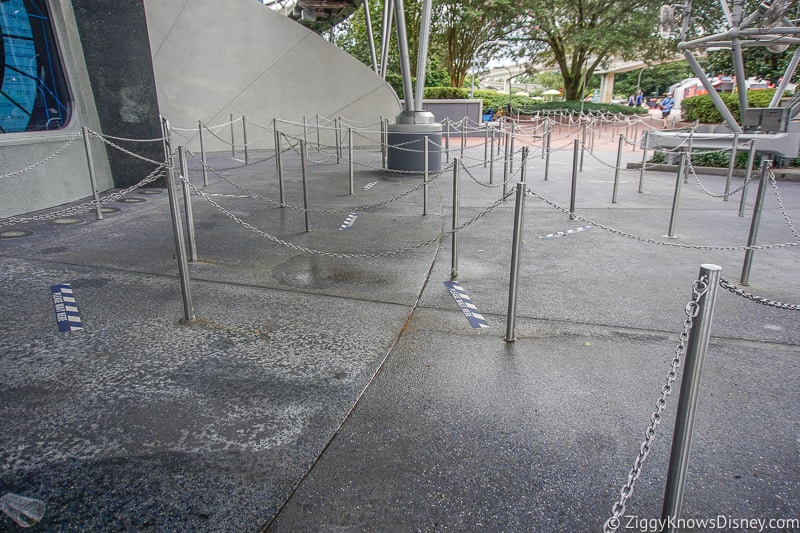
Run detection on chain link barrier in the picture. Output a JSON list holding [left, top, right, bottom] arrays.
[[184, 149, 451, 214], [719, 277, 800, 310], [0, 164, 165, 227], [524, 186, 800, 252], [179, 172, 514, 258], [603, 276, 709, 533]]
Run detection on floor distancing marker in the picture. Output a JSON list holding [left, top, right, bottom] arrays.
[[539, 225, 592, 239], [444, 281, 489, 329], [51, 283, 83, 332], [363, 181, 378, 191], [339, 213, 359, 230]]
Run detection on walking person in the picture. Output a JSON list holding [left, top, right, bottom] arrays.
[[659, 93, 675, 128]]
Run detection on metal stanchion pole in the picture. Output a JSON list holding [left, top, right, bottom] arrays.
[[277, 131, 285, 207], [661, 264, 722, 532], [580, 120, 587, 171], [738, 140, 758, 217], [639, 130, 650, 193], [301, 140, 311, 232], [612, 133, 623, 204], [489, 127, 495, 184], [740, 160, 771, 285], [230, 113, 236, 157], [484, 123, 489, 168], [570, 139, 579, 220], [242, 115, 249, 165], [544, 124, 552, 181], [383, 117, 389, 169], [178, 146, 198, 262], [81, 127, 103, 220], [632, 120, 639, 152], [445, 120, 451, 163], [667, 153, 687, 238], [303, 115, 308, 147], [273, 118, 281, 175], [542, 118, 550, 160], [509, 121, 516, 175], [423, 138, 429, 216], [335, 117, 342, 164], [460, 121, 466, 159], [451, 158, 459, 278], [316, 114, 321, 152], [723, 133, 739, 201], [684, 130, 694, 184], [503, 131, 511, 199], [348, 127, 354, 195], [164, 162, 196, 322], [505, 182, 527, 343], [198, 121, 208, 187], [520, 146, 528, 183]]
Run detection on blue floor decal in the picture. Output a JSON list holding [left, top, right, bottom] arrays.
[[339, 213, 359, 230], [444, 281, 489, 329], [51, 284, 83, 332]]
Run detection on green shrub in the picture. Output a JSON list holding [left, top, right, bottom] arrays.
[[681, 89, 779, 123], [423, 87, 468, 99]]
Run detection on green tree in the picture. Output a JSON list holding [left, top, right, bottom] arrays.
[[434, 0, 517, 88], [517, 0, 671, 100], [701, 47, 799, 85]]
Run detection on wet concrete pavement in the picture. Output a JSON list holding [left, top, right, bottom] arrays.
[[1, 124, 798, 532]]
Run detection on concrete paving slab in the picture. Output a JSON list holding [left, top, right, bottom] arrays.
[[1, 125, 798, 532]]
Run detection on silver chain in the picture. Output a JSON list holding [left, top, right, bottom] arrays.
[[0, 164, 165, 226], [182, 175, 514, 258], [719, 277, 800, 310], [769, 170, 800, 241], [185, 150, 450, 213], [603, 276, 709, 533], [525, 187, 800, 252], [688, 158, 751, 199]]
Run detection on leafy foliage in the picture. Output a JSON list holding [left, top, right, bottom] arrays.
[[518, 0, 668, 100], [681, 89, 779, 123]]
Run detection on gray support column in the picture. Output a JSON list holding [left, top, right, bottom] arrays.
[[363, 0, 379, 74], [682, 50, 743, 133], [770, 46, 800, 107], [393, 0, 416, 112], [379, 0, 394, 78], [413, 0, 433, 112]]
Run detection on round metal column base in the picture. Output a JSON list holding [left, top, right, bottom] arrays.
[[387, 122, 443, 174]]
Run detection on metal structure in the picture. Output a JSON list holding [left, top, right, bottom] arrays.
[[672, 0, 800, 135], [259, 0, 362, 32]]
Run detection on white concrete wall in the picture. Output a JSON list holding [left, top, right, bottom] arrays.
[[143, 0, 401, 152]]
